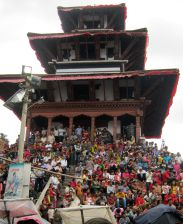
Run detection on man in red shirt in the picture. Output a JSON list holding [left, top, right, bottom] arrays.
[[135, 193, 145, 206], [162, 168, 170, 183]]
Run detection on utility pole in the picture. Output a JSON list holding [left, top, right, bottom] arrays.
[[17, 80, 30, 163], [17, 65, 33, 163]]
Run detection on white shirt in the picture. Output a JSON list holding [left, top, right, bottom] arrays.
[[74, 144, 81, 152], [175, 156, 182, 164], [51, 176, 60, 189], [43, 156, 51, 162], [162, 185, 171, 194], [47, 135, 55, 144], [109, 174, 115, 181], [107, 185, 115, 194], [103, 172, 110, 179], [51, 160, 57, 167], [58, 128, 66, 136], [41, 129, 47, 136], [48, 209, 54, 220], [41, 136, 47, 143], [54, 129, 58, 137], [146, 171, 153, 183], [60, 159, 67, 168], [54, 165, 62, 172], [45, 143, 52, 151]]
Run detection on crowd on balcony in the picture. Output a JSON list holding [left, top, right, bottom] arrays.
[[0, 124, 183, 224]]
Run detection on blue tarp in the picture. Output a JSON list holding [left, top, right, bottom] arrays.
[[134, 204, 177, 224]]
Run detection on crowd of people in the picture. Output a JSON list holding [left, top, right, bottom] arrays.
[[0, 124, 183, 224]]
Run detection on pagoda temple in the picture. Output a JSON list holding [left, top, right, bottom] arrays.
[[0, 3, 179, 142]]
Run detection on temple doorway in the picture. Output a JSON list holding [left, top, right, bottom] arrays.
[[118, 114, 135, 140], [73, 115, 91, 131], [52, 115, 69, 129], [95, 115, 113, 134], [31, 116, 48, 132]]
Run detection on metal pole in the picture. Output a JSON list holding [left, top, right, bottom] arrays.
[[80, 209, 85, 224], [18, 81, 29, 163], [4, 201, 11, 224]]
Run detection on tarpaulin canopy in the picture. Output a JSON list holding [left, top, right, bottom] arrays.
[[134, 204, 183, 224]]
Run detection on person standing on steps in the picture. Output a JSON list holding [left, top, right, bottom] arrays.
[[74, 142, 82, 165], [60, 155, 68, 183]]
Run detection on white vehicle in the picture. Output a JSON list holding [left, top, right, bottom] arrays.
[[53, 205, 117, 224]]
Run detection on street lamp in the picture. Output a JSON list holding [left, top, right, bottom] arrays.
[[17, 66, 42, 163], [22, 65, 32, 75], [27, 96, 45, 110], [3, 66, 42, 162]]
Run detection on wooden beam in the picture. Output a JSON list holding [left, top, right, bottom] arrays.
[[57, 81, 62, 102], [75, 38, 80, 60], [134, 77, 141, 99], [125, 60, 135, 71], [91, 117, 95, 141], [121, 38, 138, 60], [95, 37, 100, 60], [67, 81, 73, 101], [113, 79, 119, 100], [103, 80, 106, 100], [69, 117, 73, 137], [56, 41, 63, 61], [65, 14, 77, 29], [47, 117, 53, 136], [39, 42, 56, 60], [46, 81, 55, 102], [100, 13, 104, 28], [89, 80, 95, 100], [113, 116, 117, 142], [78, 12, 84, 29], [125, 51, 144, 70], [142, 78, 163, 97], [136, 116, 141, 142], [114, 36, 120, 59], [107, 13, 117, 29]]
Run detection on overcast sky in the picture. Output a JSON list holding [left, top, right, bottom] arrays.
[[0, 0, 182, 155]]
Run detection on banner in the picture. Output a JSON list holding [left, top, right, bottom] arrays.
[[4, 163, 31, 199]]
